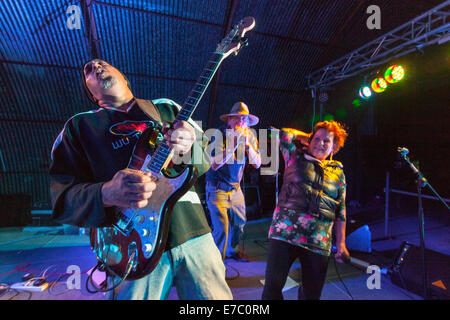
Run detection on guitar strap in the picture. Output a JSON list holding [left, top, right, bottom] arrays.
[[136, 98, 162, 123]]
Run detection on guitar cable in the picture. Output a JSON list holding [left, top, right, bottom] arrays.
[[86, 252, 136, 294], [224, 262, 240, 281], [332, 256, 354, 300]]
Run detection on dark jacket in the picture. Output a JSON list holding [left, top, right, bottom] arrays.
[[49, 98, 211, 249], [277, 147, 346, 222]]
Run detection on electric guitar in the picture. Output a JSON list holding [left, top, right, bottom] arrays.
[[90, 17, 256, 280]]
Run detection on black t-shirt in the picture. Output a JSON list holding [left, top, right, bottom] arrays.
[[49, 98, 211, 249]]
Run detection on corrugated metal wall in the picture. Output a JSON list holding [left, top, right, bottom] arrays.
[[0, 0, 443, 209]]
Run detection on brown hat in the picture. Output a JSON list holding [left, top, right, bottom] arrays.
[[219, 102, 259, 126]]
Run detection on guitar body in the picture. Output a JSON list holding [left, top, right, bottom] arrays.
[[90, 126, 198, 280]]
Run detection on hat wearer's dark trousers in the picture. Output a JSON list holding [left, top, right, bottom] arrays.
[[262, 238, 329, 300]]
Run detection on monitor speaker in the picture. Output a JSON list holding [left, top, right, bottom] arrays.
[[390, 241, 450, 299]]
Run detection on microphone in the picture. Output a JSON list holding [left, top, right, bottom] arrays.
[[397, 147, 426, 185], [331, 246, 351, 263], [331, 246, 388, 274], [268, 126, 280, 131], [397, 147, 409, 156]]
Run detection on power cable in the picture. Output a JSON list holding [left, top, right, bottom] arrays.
[[85, 252, 136, 294], [224, 261, 240, 281], [332, 256, 354, 300]]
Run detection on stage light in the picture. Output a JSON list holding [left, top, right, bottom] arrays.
[[357, 65, 404, 101], [352, 99, 361, 108], [384, 65, 405, 83], [336, 107, 347, 119], [359, 86, 372, 99], [371, 77, 388, 93]]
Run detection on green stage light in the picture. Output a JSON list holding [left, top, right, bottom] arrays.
[[336, 107, 347, 118], [352, 99, 361, 108]]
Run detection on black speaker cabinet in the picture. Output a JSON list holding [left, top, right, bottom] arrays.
[[0, 193, 32, 227], [390, 241, 450, 300], [242, 185, 262, 220]]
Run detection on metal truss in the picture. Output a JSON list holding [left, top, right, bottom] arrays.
[[307, 0, 450, 89]]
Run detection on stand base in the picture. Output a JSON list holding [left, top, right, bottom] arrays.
[[372, 235, 397, 242]]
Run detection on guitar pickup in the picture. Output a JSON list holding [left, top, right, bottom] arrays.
[[112, 211, 134, 236]]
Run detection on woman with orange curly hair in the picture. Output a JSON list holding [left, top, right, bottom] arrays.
[[262, 120, 349, 300]]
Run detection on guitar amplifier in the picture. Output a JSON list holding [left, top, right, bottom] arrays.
[[242, 184, 262, 220], [390, 241, 450, 299], [0, 194, 32, 227]]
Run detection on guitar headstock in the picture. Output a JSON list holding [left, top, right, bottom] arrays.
[[216, 16, 255, 58]]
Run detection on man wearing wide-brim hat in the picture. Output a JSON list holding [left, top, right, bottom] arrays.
[[205, 102, 261, 262]]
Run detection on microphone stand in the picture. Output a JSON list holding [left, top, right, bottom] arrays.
[[398, 148, 450, 300]]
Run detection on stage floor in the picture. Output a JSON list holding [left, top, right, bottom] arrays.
[[0, 210, 448, 300]]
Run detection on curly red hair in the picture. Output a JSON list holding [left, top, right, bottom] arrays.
[[310, 120, 348, 154]]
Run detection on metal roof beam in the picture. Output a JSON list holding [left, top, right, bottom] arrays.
[[207, 0, 239, 128], [80, 0, 101, 59], [94, 0, 344, 50], [93, 0, 222, 28], [0, 59, 304, 94], [311, 0, 367, 70], [253, 31, 346, 50], [306, 0, 450, 89], [0, 59, 80, 70]]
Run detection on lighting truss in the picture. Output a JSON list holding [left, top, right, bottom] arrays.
[[306, 1, 450, 90]]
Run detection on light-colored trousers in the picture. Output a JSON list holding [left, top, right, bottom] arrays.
[[206, 185, 246, 259], [107, 233, 233, 300]]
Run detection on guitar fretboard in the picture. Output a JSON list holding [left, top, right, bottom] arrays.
[[148, 52, 224, 174]]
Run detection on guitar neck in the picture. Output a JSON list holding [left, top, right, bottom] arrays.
[[148, 51, 225, 174], [176, 52, 224, 121]]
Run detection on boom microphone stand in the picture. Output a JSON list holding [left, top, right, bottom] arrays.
[[397, 147, 450, 300]]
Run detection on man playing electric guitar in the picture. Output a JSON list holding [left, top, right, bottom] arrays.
[[50, 59, 232, 300]]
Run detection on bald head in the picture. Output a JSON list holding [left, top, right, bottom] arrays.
[[83, 59, 133, 108]]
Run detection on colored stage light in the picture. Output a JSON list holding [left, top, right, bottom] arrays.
[[359, 86, 372, 99], [336, 107, 347, 118], [371, 77, 388, 93], [352, 99, 361, 107], [384, 65, 405, 83]]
